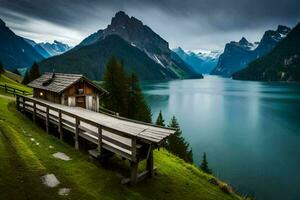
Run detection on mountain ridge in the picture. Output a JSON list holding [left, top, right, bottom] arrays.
[[232, 22, 300, 81], [211, 25, 291, 77]]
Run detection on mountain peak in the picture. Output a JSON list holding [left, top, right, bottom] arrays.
[[276, 25, 291, 34], [111, 11, 131, 27], [239, 37, 250, 45]]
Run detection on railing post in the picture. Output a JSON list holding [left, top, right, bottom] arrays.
[[97, 125, 102, 153], [4, 84, 7, 93], [13, 88, 15, 96], [33, 101, 36, 122], [131, 137, 136, 161], [74, 116, 79, 150], [22, 97, 25, 112], [146, 144, 154, 177], [45, 106, 49, 133], [58, 110, 62, 140], [16, 95, 20, 110], [130, 161, 138, 185]]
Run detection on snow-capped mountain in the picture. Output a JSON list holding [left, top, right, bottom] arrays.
[[173, 47, 221, 74], [211, 25, 291, 77], [38, 40, 72, 56]]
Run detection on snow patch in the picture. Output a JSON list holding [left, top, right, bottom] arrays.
[[58, 188, 71, 196], [53, 152, 71, 161], [153, 55, 165, 67], [41, 174, 60, 187], [131, 42, 136, 47]]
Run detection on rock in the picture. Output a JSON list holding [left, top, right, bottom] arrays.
[[53, 152, 71, 161], [41, 174, 60, 187], [58, 188, 71, 196]]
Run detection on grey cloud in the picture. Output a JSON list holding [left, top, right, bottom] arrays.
[[0, 0, 299, 49]]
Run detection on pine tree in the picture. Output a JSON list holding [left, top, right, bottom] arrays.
[[22, 62, 40, 84], [29, 62, 40, 81], [127, 73, 152, 123], [22, 70, 30, 84], [103, 56, 129, 116], [155, 110, 165, 126], [167, 116, 193, 163], [200, 152, 212, 174]]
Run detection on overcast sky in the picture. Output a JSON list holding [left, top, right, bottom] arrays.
[[0, 0, 299, 51]]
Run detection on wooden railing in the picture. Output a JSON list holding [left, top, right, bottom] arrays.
[[16, 95, 142, 161], [16, 94, 164, 184], [0, 84, 31, 96]]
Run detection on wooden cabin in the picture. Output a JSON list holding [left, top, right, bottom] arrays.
[[28, 73, 108, 112]]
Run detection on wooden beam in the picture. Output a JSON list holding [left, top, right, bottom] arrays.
[[33, 102, 36, 122], [131, 138, 136, 161], [58, 110, 62, 140], [130, 161, 138, 185], [97, 125, 102, 154], [46, 106, 49, 134], [146, 144, 154, 177], [74, 116, 79, 150]]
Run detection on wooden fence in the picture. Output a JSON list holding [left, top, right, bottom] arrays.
[[0, 84, 31, 96], [16, 94, 172, 184]]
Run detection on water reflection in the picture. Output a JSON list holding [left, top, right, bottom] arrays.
[[142, 75, 300, 200]]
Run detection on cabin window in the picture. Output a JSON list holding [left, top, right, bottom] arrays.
[[39, 91, 44, 97], [78, 88, 84, 95]]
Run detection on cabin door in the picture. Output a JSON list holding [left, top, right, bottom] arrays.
[[76, 96, 86, 108]]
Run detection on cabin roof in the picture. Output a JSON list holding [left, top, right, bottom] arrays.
[[27, 73, 108, 94]]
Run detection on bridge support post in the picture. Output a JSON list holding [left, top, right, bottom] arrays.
[[33, 102, 36, 122], [58, 110, 63, 140], [45, 106, 49, 133], [146, 146, 154, 177], [130, 161, 139, 185], [74, 116, 79, 150]]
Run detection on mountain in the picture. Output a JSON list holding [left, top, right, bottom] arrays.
[[233, 22, 300, 82], [0, 18, 44, 70], [38, 40, 72, 56], [24, 38, 51, 58], [211, 25, 291, 77], [75, 11, 202, 80], [39, 35, 182, 80], [173, 47, 220, 74]]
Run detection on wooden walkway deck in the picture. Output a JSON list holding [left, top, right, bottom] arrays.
[[16, 95, 175, 184]]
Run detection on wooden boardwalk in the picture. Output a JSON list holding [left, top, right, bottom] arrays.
[[16, 94, 175, 184]]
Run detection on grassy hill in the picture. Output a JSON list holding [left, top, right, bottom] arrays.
[[0, 76, 244, 200], [0, 74, 32, 96]]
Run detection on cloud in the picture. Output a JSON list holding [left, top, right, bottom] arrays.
[[0, 0, 299, 50]]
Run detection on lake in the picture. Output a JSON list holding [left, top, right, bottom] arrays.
[[141, 75, 300, 200]]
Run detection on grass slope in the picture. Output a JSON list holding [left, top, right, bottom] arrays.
[[0, 74, 32, 96], [0, 76, 243, 200]]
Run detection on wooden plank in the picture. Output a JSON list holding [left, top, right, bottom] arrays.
[[101, 143, 132, 161], [78, 125, 97, 136], [62, 118, 76, 127], [102, 135, 132, 151]]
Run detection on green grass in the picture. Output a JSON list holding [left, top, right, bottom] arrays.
[[4, 70, 23, 83], [0, 74, 32, 96], [0, 75, 244, 200]]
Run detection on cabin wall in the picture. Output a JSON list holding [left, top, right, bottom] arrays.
[[60, 79, 103, 112], [33, 88, 60, 104]]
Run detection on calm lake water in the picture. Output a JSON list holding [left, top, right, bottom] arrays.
[[141, 75, 300, 200]]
